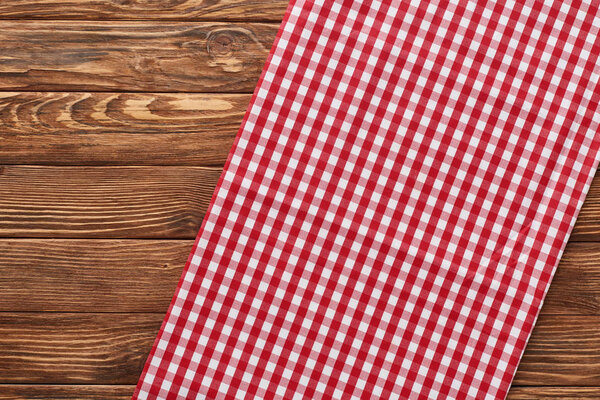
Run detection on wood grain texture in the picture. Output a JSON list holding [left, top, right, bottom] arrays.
[[0, 92, 244, 166], [0, 385, 597, 399], [0, 3, 597, 397], [513, 314, 600, 386], [0, 239, 597, 314], [0, 385, 134, 400], [0, 22, 277, 93], [0, 166, 220, 238], [571, 171, 600, 240], [0, 239, 193, 312], [0, 313, 596, 385], [507, 387, 600, 399], [0, 313, 161, 384], [542, 242, 600, 316], [1, 165, 600, 240], [0, 0, 287, 21]]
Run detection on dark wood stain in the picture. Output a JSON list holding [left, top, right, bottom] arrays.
[[0, 385, 134, 400], [0, 22, 277, 92], [0, 239, 193, 312], [0, 0, 287, 21], [0, 313, 161, 384]]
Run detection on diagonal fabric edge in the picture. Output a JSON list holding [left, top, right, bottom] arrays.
[[133, 0, 600, 398]]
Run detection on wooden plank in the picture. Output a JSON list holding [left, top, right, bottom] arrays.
[[0, 92, 243, 166], [507, 387, 600, 399], [0, 386, 598, 399], [570, 170, 600, 241], [0, 313, 160, 384], [0, 313, 596, 385], [0, 240, 597, 314], [0, 239, 193, 313], [0, 22, 277, 93], [1, 166, 600, 240], [0, 385, 134, 400], [0, 385, 597, 399], [513, 314, 600, 386], [0, 0, 287, 22], [541, 242, 600, 316], [0, 166, 220, 239], [6, 92, 600, 182]]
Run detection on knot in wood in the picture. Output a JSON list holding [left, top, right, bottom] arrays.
[[207, 31, 239, 58]]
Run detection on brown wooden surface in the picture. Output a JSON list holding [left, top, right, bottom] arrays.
[[0, 385, 134, 400], [0, 22, 277, 93], [0, 386, 598, 400], [0, 2, 598, 399], [1, 165, 600, 240], [0, 0, 288, 21], [0, 239, 192, 312], [0, 313, 160, 384], [0, 313, 597, 386], [0, 92, 244, 166], [0, 240, 598, 315], [507, 387, 600, 399], [0, 166, 220, 238]]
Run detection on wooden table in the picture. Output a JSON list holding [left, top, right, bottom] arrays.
[[0, 1, 598, 398]]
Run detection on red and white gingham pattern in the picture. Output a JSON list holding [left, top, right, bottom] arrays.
[[133, 0, 600, 398]]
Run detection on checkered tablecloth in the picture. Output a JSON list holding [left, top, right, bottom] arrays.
[[133, 0, 600, 398]]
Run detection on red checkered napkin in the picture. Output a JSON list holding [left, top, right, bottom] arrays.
[[134, 0, 600, 398]]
